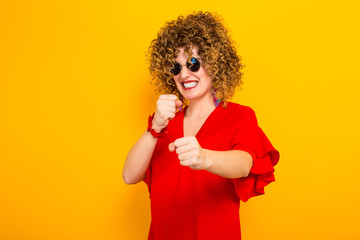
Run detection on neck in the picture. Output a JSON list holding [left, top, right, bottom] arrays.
[[186, 92, 216, 118]]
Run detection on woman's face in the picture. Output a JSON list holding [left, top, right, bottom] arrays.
[[173, 47, 214, 101]]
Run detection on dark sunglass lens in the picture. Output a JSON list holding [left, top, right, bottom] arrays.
[[170, 62, 181, 75], [187, 57, 200, 72]]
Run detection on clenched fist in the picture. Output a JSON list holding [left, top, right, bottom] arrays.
[[152, 94, 182, 132], [169, 136, 210, 170]]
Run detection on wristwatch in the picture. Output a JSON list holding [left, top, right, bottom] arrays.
[[147, 113, 168, 138]]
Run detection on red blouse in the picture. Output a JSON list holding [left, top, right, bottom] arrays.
[[143, 102, 279, 240]]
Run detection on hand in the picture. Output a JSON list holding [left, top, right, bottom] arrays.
[[152, 94, 182, 132], [169, 136, 210, 170]]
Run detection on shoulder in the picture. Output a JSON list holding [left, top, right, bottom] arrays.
[[223, 101, 250, 110], [221, 101, 255, 116], [220, 102, 258, 125]]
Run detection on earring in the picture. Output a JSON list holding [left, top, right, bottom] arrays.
[[212, 88, 220, 107], [178, 94, 184, 111]]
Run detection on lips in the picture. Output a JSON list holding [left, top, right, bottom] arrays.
[[181, 80, 199, 90]]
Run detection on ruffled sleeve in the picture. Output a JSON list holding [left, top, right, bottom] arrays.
[[231, 107, 279, 202]]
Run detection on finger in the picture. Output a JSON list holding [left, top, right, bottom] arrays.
[[174, 136, 195, 148], [177, 151, 193, 161], [158, 99, 176, 108], [168, 142, 176, 152], [175, 100, 182, 109], [158, 104, 176, 113], [157, 100, 176, 110], [175, 144, 193, 155], [159, 94, 178, 101], [179, 159, 193, 167]]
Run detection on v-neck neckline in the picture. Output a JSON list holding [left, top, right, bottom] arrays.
[[180, 105, 219, 138]]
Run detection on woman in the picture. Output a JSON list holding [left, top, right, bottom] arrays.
[[123, 11, 279, 240]]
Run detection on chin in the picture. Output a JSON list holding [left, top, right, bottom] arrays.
[[183, 94, 206, 102], [180, 92, 197, 100]]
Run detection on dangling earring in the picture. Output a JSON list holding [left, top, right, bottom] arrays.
[[212, 88, 220, 107], [178, 94, 184, 111]]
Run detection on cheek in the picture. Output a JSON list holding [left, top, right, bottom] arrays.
[[173, 76, 182, 88], [198, 68, 213, 81], [199, 73, 213, 87]]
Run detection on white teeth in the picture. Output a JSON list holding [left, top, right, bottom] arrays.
[[183, 82, 198, 88]]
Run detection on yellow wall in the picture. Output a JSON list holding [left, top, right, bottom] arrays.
[[1, 0, 359, 239]]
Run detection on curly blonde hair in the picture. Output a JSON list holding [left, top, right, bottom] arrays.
[[147, 11, 244, 106]]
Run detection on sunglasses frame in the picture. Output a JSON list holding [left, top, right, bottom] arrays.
[[170, 57, 201, 76]]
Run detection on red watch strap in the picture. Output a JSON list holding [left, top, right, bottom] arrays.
[[147, 113, 168, 138]]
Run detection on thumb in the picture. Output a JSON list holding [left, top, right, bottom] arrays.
[[168, 142, 176, 152], [175, 100, 182, 109]]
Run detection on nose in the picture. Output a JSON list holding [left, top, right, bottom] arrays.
[[179, 64, 191, 79]]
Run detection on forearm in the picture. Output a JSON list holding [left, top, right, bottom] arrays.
[[122, 130, 157, 184], [203, 150, 253, 179]]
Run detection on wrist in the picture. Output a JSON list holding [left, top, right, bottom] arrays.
[[151, 120, 164, 133], [202, 149, 213, 170], [147, 113, 168, 138]]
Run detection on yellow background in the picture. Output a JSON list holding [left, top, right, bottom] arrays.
[[1, 0, 359, 239]]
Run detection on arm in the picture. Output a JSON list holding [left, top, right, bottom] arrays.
[[122, 94, 182, 184], [203, 149, 253, 178], [122, 130, 157, 184], [169, 137, 253, 178]]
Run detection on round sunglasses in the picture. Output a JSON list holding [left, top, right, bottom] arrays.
[[170, 57, 201, 76]]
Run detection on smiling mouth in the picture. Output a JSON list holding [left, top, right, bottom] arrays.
[[182, 81, 198, 89]]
